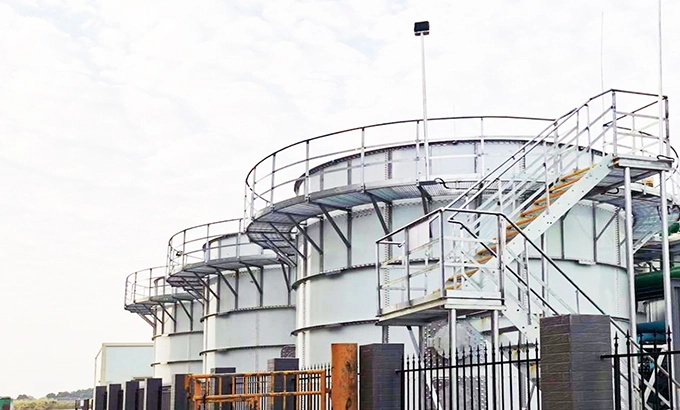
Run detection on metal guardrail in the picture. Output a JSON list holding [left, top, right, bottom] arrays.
[[166, 219, 263, 276], [243, 116, 556, 221], [124, 266, 180, 307]]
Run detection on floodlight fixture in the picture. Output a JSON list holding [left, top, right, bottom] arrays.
[[414, 21, 430, 36]]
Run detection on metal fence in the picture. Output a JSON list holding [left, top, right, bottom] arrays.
[[399, 342, 540, 410], [603, 331, 677, 410], [185, 368, 331, 410]]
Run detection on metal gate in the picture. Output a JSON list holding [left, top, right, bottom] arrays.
[[186, 370, 330, 410]]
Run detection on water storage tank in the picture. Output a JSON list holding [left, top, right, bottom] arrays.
[[166, 219, 295, 373], [243, 114, 659, 365], [243, 117, 552, 363], [124, 267, 202, 382]]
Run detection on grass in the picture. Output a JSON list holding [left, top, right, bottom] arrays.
[[14, 400, 74, 410]]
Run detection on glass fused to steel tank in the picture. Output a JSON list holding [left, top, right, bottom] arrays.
[[166, 219, 295, 373], [244, 90, 679, 365], [124, 266, 202, 382]]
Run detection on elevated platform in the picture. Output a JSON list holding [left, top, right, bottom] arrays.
[[167, 252, 281, 291], [166, 219, 283, 292], [377, 289, 504, 327], [246, 179, 468, 258], [125, 267, 197, 317]]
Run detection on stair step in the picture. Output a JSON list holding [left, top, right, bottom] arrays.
[[508, 214, 539, 230], [520, 203, 548, 217], [532, 188, 568, 205], [549, 177, 580, 193], [559, 166, 591, 181]]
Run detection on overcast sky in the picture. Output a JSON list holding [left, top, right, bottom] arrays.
[[1, 0, 678, 398]]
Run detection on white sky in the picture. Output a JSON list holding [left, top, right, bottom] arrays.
[[1, 0, 678, 398]]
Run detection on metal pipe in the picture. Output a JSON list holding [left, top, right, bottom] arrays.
[[448, 308, 457, 407], [420, 33, 430, 180], [624, 167, 638, 342], [659, 173, 676, 391]]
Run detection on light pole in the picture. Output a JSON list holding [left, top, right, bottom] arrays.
[[414, 21, 430, 180]]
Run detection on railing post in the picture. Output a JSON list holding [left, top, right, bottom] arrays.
[[439, 211, 446, 295], [497, 216, 506, 297], [304, 141, 310, 198], [360, 128, 366, 189], [480, 118, 486, 176], [250, 168, 257, 218], [376, 242, 382, 316], [182, 230, 187, 267], [612, 91, 618, 156], [236, 219, 241, 259], [270, 153, 276, 205], [415, 120, 421, 181], [405, 228, 411, 306]]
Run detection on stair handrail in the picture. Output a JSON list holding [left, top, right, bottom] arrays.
[[449, 207, 680, 402], [441, 89, 668, 219]]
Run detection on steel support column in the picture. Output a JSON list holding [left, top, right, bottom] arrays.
[[624, 167, 637, 343], [659, 172, 676, 390]]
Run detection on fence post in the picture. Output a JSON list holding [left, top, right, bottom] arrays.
[[107, 384, 122, 410], [539, 314, 613, 409], [331, 343, 358, 410], [123, 381, 139, 410], [211, 368, 236, 410], [172, 375, 189, 410], [94, 386, 107, 410], [359, 344, 404, 410], [268, 358, 299, 410], [144, 378, 162, 410]]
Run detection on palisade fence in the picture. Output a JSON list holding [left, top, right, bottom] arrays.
[[297, 364, 332, 410], [603, 331, 677, 410], [399, 342, 541, 410]]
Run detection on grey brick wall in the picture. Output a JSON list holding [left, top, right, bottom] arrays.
[[359, 344, 404, 410], [540, 314, 614, 410]]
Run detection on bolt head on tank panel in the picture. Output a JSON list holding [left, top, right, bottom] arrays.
[[414, 21, 430, 36]]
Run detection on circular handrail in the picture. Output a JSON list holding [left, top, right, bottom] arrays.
[[124, 266, 181, 307], [166, 219, 245, 276], [243, 116, 556, 220]]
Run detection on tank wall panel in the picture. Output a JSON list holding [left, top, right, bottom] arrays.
[[351, 210, 385, 267], [154, 332, 203, 364], [308, 267, 375, 326], [562, 204, 596, 262], [207, 309, 295, 350], [152, 361, 202, 384], [300, 325, 415, 365], [203, 263, 295, 373], [321, 214, 349, 272]]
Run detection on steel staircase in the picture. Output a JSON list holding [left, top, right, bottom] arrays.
[[431, 91, 672, 344], [376, 90, 675, 410]]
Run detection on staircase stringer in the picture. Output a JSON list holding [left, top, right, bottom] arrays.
[[458, 156, 615, 341]]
